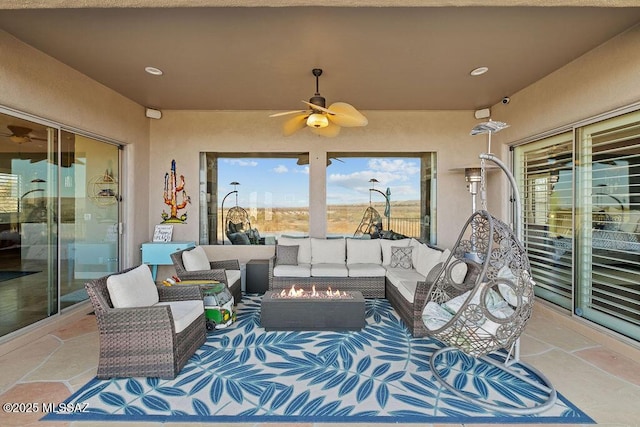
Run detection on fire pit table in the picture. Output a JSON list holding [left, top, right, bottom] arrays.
[[260, 287, 365, 331]]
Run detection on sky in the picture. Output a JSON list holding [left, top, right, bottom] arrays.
[[219, 156, 421, 208]]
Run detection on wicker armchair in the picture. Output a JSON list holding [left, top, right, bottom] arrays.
[[170, 248, 242, 304], [85, 267, 206, 379]]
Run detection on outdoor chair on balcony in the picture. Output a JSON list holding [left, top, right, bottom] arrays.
[[226, 205, 260, 244], [85, 264, 206, 379], [353, 206, 384, 239], [170, 246, 242, 304], [421, 209, 557, 414]]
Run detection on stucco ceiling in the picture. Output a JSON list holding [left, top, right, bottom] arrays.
[[0, 3, 639, 112]]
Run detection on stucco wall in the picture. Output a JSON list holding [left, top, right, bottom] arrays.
[[150, 109, 493, 255], [0, 30, 150, 266]]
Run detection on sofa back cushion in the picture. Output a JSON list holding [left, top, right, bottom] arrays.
[[346, 238, 381, 265], [182, 246, 210, 271], [107, 264, 159, 308], [311, 238, 345, 264], [413, 242, 443, 277], [277, 236, 311, 264], [380, 238, 411, 265]]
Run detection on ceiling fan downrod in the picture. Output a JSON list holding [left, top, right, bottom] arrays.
[[309, 68, 326, 109]]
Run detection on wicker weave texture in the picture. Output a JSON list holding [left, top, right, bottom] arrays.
[[170, 249, 242, 304], [85, 269, 206, 379]]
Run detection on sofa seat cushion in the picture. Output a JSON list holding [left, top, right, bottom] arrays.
[[347, 263, 387, 277], [311, 238, 346, 264], [398, 279, 420, 304], [226, 269, 241, 286], [107, 264, 159, 308], [311, 263, 349, 277], [277, 237, 311, 264], [385, 267, 426, 289], [273, 263, 311, 278], [346, 238, 381, 265], [155, 300, 204, 333], [182, 246, 210, 271]]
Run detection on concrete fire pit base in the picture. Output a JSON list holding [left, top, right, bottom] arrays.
[[260, 290, 365, 331]]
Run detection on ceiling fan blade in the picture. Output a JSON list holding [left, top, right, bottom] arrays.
[[311, 121, 341, 137], [283, 114, 308, 136], [269, 109, 310, 118], [327, 102, 368, 127], [301, 100, 335, 115]]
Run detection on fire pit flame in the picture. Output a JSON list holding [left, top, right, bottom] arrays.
[[274, 285, 352, 299]]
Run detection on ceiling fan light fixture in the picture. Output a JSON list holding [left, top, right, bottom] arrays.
[[10, 135, 29, 144], [307, 113, 329, 129]]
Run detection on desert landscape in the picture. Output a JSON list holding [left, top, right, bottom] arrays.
[[218, 200, 425, 240]]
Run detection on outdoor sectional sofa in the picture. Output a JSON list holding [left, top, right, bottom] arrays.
[[268, 236, 468, 335]]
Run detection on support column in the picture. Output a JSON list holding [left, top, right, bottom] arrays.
[[308, 149, 327, 238]]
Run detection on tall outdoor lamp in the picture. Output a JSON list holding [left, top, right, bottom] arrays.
[[220, 181, 240, 245], [369, 178, 391, 230]]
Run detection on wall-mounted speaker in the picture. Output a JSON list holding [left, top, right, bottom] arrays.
[[145, 108, 162, 119], [474, 108, 490, 120]]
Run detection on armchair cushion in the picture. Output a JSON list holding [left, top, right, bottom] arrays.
[[107, 264, 159, 308], [182, 246, 210, 271], [226, 269, 241, 287], [155, 300, 205, 333]]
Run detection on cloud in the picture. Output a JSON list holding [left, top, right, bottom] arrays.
[[369, 158, 420, 176], [223, 159, 258, 167], [273, 165, 288, 173]]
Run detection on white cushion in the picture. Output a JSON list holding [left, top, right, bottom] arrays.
[[620, 210, 640, 233], [398, 279, 419, 303], [182, 246, 210, 271], [413, 243, 443, 277], [422, 301, 453, 331], [346, 238, 381, 265], [155, 300, 204, 333], [311, 263, 348, 277], [226, 269, 241, 286], [380, 238, 411, 265], [107, 264, 159, 308], [273, 263, 311, 277], [385, 267, 425, 289], [440, 249, 468, 284], [278, 237, 311, 264], [311, 238, 345, 264], [347, 263, 387, 277], [409, 238, 423, 269]]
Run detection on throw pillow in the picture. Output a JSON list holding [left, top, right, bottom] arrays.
[[276, 244, 299, 266], [390, 246, 413, 269], [182, 246, 210, 271], [107, 264, 159, 308]]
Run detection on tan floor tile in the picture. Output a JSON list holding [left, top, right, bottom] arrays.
[[0, 335, 61, 394], [0, 382, 70, 426], [575, 346, 640, 386], [525, 310, 598, 352], [523, 348, 640, 424], [52, 315, 98, 341], [24, 333, 99, 382]]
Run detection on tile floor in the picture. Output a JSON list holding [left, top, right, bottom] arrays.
[[0, 299, 639, 427]]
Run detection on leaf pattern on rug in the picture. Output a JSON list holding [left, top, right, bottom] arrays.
[[43, 295, 593, 424]]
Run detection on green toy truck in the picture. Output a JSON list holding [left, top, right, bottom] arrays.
[[202, 283, 236, 331]]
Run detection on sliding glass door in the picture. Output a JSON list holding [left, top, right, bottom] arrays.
[[515, 109, 640, 342], [0, 108, 121, 338]]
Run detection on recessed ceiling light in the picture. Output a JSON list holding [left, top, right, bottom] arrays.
[[145, 66, 163, 76], [470, 66, 488, 76]]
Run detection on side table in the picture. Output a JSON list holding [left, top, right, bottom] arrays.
[[141, 241, 196, 280], [246, 259, 269, 294]]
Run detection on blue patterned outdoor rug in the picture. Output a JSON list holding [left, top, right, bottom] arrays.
[[43, 295, 593, 424]]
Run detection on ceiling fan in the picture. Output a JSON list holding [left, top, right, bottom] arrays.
[[1, 125, 47, 144], [270, 68, 368, 137], [295, 153, 344, 166]]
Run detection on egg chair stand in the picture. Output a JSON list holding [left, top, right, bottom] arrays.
[[424, 152, 557, 415]]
